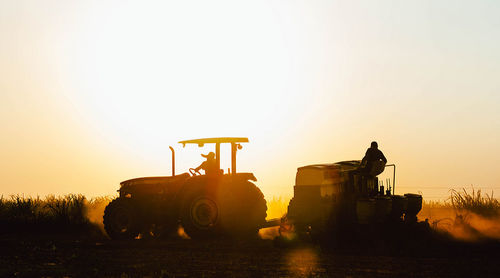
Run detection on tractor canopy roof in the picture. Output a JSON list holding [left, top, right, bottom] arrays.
[[179, 137, 249, 147]]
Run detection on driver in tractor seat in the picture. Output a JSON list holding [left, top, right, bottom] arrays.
[[194, 152, 219, 175]]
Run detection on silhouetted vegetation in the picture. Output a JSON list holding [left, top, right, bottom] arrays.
[[0, 194, 103, 236], [450, 187, 500, 217], [417, 187, 500, 242], [266, 196, 289, 219], [412, 187, 500, 218], [1, 188, 499, 242]]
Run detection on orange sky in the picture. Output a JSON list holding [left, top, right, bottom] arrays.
[[1, 0, 499, 201]]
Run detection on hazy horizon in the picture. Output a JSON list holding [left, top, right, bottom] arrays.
[[1, 0, 499, 201]]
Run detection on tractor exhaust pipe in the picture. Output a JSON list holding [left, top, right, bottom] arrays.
[[169, 146, 175, 176]]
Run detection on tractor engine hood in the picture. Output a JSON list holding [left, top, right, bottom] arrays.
[[120, 173, 190, 188]]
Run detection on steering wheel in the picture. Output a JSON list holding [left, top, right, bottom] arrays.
[[189, 168, 201, 176]]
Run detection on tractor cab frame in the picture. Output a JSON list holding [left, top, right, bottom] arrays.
[[176, 137, 249, 175]]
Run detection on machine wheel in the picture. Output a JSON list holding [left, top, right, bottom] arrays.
[[103, 198, 141, 240], [180, 180, 267, 239], [217, 180, 267, 238], [180, 187, 220, 239]]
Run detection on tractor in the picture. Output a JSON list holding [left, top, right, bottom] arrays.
[[103, 137, 267, 239]]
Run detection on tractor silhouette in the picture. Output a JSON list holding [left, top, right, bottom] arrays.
[[103, 137, 267, 239]]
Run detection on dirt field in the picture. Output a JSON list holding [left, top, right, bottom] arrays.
[[2, 233, 500, 278]]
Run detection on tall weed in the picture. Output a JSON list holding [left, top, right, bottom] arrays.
[[449, 187, 500, 218]]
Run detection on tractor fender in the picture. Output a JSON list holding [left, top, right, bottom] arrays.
[[172, 173, 258, 218], [224, 172, 257, 183]]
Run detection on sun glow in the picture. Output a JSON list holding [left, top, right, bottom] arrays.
[[2, 0, 500, 200], [48, 1, 318, 197], [62, 1, 296, 142]]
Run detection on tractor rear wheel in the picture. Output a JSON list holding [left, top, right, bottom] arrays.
[[180, 188, 220, 239], [180, 180, 267, 239], [217, 180, 267, 238], [103, 198, 141, 240]]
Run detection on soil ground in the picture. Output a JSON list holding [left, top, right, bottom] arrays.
[[2, 233, 500, 277]]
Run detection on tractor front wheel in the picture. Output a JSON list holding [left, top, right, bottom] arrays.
[[103, 198, 141, 240]]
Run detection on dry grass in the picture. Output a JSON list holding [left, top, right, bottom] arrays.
[[421, 187, 500, 218], [419, 187, 500, 241], [266, 196, 290, 220], [449, 187, 500, 218], [0, 194, 105, 235], [2, 187, 499, 241]]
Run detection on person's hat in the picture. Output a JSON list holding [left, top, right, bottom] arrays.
[[201, 152, 215, 159]]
